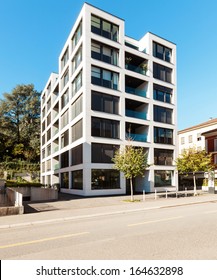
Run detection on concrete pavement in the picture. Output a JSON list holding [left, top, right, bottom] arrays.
[[0, 192, 217, 229]]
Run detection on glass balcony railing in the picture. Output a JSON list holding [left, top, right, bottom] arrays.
[[54, 163, 60, 170], [126, 133, 147, 142], [125, 63, 147, 75], [125, 86, 146, 98], [53, 146, 59, 153], [126, 109, 147, 120]]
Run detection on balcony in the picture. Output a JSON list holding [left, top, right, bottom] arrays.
[[125, 52, 148, 76], [125, 99, 148, 121], [126, 122, 148, 143], [126, 132, 147, 142], [125, 86, 146, 98], [125, 75, 147, 98], [126, 109, 147, 120]]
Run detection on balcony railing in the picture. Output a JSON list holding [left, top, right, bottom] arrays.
[[126, 133, 147, 142], [126, 109, 147, 120], [125, 64, 147, 75], [125, 86, 146, 98]]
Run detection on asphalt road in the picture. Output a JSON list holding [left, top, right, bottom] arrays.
[[1, 201, 217, 260]]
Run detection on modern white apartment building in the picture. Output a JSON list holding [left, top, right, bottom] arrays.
[[178, 118, 217, 155], [41, 3, 178, 196]]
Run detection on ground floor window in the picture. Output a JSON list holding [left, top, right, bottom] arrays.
[[71, 170, 83, 189], [154, 170, 172, 187], [91, 169, 120, 190], [61, 172, 69, 189]]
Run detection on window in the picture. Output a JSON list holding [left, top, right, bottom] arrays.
[[47, 128, 51, 141], [61, 151, 69, 168], [92, 143, 119, 163], [42, 120, 45, 131], [91, 15, 119, 42], [47, 113, 51, 126], [153, 42, 172, 62], [72, 47, 82, 73], [92, 91, 119, 114], [91, 41, 118, 66], [155, 170, 172, 187], [181, 137, 185, 145], [91, 66, 119, 90], [72, 21, 82, 50], [197, 133, 201, 141], [61, 47, 69, 69], [72, 71, 82, 96], [71, 144, 83, 166], [62, 69, 69, 88], [71, 170, 83, 189], [188, 135, 193, 143], [61, 130, 69, 148], [61, 172, 69, 189], [153, 84, 172, 103], [71, 95, 83, 120], [154, 127, 173, 144], [47, 145, 51, 156], [154, 105, 172, 124], [61, 110, 68, 128], [71, 119, 83, 142], [61, 89, 69, 109], [154, 149, 173, 165], [153, 62, 172, 83], [91, 169, 120, 189], [92, 117, 119, 139]]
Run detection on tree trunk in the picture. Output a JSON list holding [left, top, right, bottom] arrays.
[[130, 177, 134, 202], [193, 172, 197, 195]]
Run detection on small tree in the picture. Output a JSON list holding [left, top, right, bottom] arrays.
[[112, 144, 149, 201], [176, 148, 213, 195]]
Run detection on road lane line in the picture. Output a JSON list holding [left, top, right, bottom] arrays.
[[0, 231, 89, 249], [128, 216, 183, 227]]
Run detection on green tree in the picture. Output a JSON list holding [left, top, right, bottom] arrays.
[[112, 144, 149, 201], [176, 148, 213, 195], [0, 84, 41, 162]]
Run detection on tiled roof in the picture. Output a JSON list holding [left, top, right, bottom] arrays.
[[178, 118, 217, 134]]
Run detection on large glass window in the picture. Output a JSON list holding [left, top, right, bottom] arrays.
[[153, 84, 172, 103], [71, 170, 83, 189], [61, 130, 69, 148], [154, 105, 172, 124], [91, 41, 119, 66], [61, 48, 69, 69], [61, 89, 69, 109], [91, 66, 119, 90], [92, 91, 119, 114], [91, 169, 120, 189], [92, 143, 119, 163], [92, 117, 119, 139], [61, 151, 69, 168], [153, 63, 172, 83], [72, 21, 82, 50], [154, 149, 173, 165], [71, 94, 83, 120], [155, 170, 172, 187], [71, 144, 83, 166], [154, 127, 173, 144], [91, 15, 119, 42], [72, 71, 82, 96], [62, 69, 69, 88], [72, 47, 82, 73], [153, 42, 172, 62], [61, 172, 69, 189], [71, 119, 83, 142], [61, 109, 69, 128]]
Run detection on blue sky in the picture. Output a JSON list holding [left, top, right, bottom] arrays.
[[0, 0, 216, 130]]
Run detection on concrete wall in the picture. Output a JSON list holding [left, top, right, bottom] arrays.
[[11, 187, 58, 201]]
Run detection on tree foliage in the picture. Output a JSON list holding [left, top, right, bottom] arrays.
[[0, 84, 41, 163], [176, 148, 213, 194], [112, 144, 149, 201]]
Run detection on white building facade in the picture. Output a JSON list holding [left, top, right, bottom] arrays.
[[178, 118, 217, 155], [41, 3, 178, 196]]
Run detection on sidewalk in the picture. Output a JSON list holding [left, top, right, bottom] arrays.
[[0, 192, 217, 229]]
